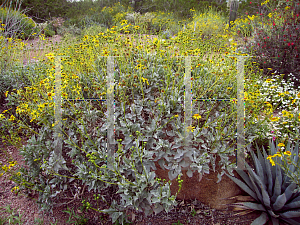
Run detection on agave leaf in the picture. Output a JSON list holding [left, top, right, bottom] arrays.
[[245, 161, 266, 190], [246, 163, 270, 206], [225, 173, 259, 201], [284, 183, 297, 202], [279, 210, 300, 218], [248, 170, 264, 203], [261, 185, 271, 208], [235, 169, 257, 193], [235, 202, 266, 211], [264, 154, 274, 196], [250, 150, 266, 190], [267, 209, 279, 218], [250, 212, 268, 225], [271, 173, 282, 203], [282, 199, 300, 211], [270, 216, 280, 225], [281, 217, 300, 225], [273, 193, 287, 211], [257, 146, 267, 183]]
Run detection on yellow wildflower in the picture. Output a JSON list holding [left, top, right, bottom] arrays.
[[270, 117, 279, 122], [284, 151, 291, 156], [193, 114, 201, 120], [8, 115, 16, 121], [186, 125, 195, 132], [278, 143, 285, 147], [282, 110, 289, 117]]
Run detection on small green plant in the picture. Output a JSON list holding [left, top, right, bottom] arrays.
[[63, 206, 88, 225], [172, 220, 183, 225], [191, 208, 196, 217], [33, 217, 44, 225], [0, 204, 24, 225]]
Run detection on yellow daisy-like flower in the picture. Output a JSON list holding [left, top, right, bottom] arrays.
[[278, 143, 285, 147], [284, 151, 291, 156], [8, 115, 16, 121], [265, 79, 272, 82], [298, 113, 300, 121], [193, 114, 201, 120], [174, 115, 179, 118], [282, 110, 289, 117], [273, 153, 282, 157], [45, 52, 55, 61], [270, 117, 279, 122], [267, 155, 276, 166], [186, 125, 195, 132]]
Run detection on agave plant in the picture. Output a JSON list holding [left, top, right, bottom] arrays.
[[226, 140, 300, 225]]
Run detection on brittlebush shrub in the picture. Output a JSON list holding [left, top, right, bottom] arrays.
[[246, 0, 300, 87], [0, 7, 38, 39]]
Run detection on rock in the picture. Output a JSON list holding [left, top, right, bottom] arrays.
[[153, 156, 243, 210]]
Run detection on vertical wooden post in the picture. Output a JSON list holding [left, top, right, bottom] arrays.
[[107, 56, 116, 168], [54, 56, 63, 171], [237, 56, 245, 170], [183, 56, 193, 171]]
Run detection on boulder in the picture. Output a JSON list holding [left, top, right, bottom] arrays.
[[153, 156, 244, 210]]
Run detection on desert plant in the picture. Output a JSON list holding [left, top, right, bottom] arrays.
[[0, 1, 38, 39], [226, 140, 300, 225], [245, 0, 300, 87], [267, 140, 300, 193], [0, 204, 24, 225]]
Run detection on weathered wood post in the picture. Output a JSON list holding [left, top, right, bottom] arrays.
[[228, 0, 239, 28]]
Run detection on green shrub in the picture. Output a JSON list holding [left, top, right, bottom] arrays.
[[0, 6, 38, 39], [44, 23, 55, 37], [245, 0, 300, 87]]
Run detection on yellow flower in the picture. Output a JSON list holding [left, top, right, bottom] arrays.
[[45, 52, 54, 61], [270, 117, 279, 122], [278, 143, 285, 147], [265, 79, 272, 82], [141, 77, 149, 85], [121, 19, 127, 25], [174, 115, 179, 118], [186, 125, 195, 132], [9, 115, 16, 121], [193, 114, 201, 120], [11, 186, 19, 193], [284, 151, 291, 156], [5, 91, 9, 97], [267, 155, 275, 166], [274, 153, 282, 157], [0, 114, 5, 120], [282, 110, 289, 117]]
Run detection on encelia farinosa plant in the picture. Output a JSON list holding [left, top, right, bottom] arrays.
[[226, 140, 300, 225]]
